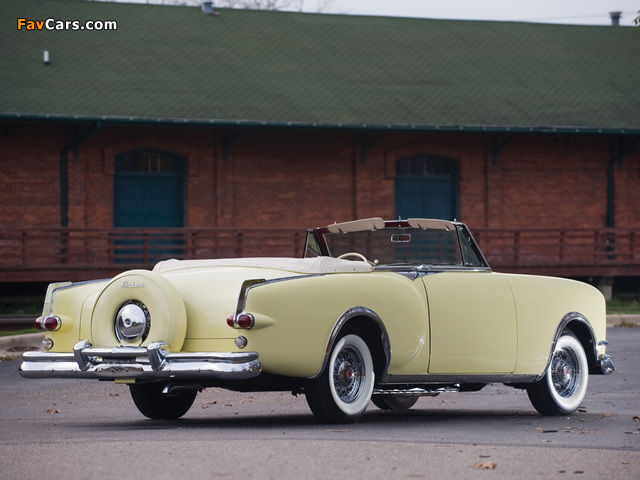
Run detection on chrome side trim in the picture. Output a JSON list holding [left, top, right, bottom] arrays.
[[19, 340, 261, 381], [235, 278, 267, 314], [379, 373, 539, 385], [373, 387, 450, 397]]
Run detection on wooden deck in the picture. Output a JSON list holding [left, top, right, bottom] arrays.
[[1, 227, 638, 282]]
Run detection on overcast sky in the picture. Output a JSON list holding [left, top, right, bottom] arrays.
[[298, 0, 639, 26]]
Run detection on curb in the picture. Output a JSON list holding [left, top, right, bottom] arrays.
[[0, 332, 45, 359], [606, 314, 640, 327], [0, 332, 44, 349]]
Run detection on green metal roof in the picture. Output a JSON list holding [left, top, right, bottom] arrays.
[[1, 0, 639, 133]]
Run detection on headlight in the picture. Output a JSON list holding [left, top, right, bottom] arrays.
[[115, 301, 150, 343]]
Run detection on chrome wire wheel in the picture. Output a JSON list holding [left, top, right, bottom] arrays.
[[332, 343, 367, 405], [327, 334, 374, 417], [550, 345, 580, 398], [527, 332, 588, 415], [305, 332, 375, 423]]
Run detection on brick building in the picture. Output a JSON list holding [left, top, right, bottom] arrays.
[[1, 0, 640, 292]]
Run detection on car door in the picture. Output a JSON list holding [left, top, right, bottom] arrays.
[[421, 271, 517, 374]]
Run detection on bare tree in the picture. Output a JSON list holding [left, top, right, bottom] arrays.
[[92, 0, 342, 13], [214, 0, 295, 9], [131, 0, 340, 12]]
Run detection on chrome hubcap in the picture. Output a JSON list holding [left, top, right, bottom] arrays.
[[551, 348, 579, 398], [115, 301, 150, 343], [333, 347, 365, 403]]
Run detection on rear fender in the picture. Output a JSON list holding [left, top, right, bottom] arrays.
[[312, 306, 391, 380]]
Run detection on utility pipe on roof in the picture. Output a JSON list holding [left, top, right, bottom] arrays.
[[59, 122, 102, 227]]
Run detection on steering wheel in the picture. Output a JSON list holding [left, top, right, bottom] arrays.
[[337, 252, 370, 263]]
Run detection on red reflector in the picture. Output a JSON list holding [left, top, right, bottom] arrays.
[[236, 313, 254, 329], [227, 312, 255, 329], [37, 315, 61, 331]]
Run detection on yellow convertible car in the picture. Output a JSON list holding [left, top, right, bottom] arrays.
[[20, 218, 615, 423]]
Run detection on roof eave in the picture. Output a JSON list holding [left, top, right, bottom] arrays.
[[1, 113, 638, 135]]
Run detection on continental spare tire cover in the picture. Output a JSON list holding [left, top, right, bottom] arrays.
[[91, 269, 187, 351]]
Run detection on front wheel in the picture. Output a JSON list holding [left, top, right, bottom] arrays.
[[305, 333, 375, 423], [129, 382, 197, 420], [372, 396, 419, 411], [527, 332, 588, 415]]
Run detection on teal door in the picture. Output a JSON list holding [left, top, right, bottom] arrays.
[[395, 155, 458, 220], [114, 150, 185, 262]]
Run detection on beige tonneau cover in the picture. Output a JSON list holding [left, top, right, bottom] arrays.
[[153, 256, 373, 275]]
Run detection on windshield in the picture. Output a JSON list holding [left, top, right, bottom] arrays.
[[322, 227, 463, 266]]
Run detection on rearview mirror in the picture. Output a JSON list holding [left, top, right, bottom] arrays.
[[391, 233, 411, 243]]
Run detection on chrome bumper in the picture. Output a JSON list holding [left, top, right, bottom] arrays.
[[598, 354, 615, 375], [19, 340, 261, 381]]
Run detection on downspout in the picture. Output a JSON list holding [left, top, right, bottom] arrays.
[[607, 136, 640, 228], [607, 157, 615, 228], [59, 122, 102, 226]]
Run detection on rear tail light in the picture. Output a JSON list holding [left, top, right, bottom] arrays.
[[227, 312, 255, 329], [36, 314, 61, 331]]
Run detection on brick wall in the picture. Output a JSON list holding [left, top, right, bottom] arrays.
[[1, 122, 638, 233]]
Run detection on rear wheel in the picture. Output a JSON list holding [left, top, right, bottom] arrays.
[[305, 332, 375, 424], [527, 332, 588, 416], [129, 382, 197, 420]]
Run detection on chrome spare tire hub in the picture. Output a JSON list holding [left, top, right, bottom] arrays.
[[115, 301, 150, 343]]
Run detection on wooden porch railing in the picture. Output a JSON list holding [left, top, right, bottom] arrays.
[[0, 227, 638, 282], [0, 227, 304, 282], [473, 228, 640, 276]]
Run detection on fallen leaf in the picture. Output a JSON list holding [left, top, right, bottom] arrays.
[[475, 462, 497, 470], [46, 409, 60, 414]]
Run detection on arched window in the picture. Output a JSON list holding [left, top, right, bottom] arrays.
[[395, 155, 458, 220]]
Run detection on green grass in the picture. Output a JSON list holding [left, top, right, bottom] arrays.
[[606, 298, 640, 314], [0, 328, 39, 337]]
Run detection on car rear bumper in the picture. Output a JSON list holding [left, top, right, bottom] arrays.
[[19, 340, 261, 381]]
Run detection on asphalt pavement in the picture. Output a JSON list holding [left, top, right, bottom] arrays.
[[1, 327, 638, 480]]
